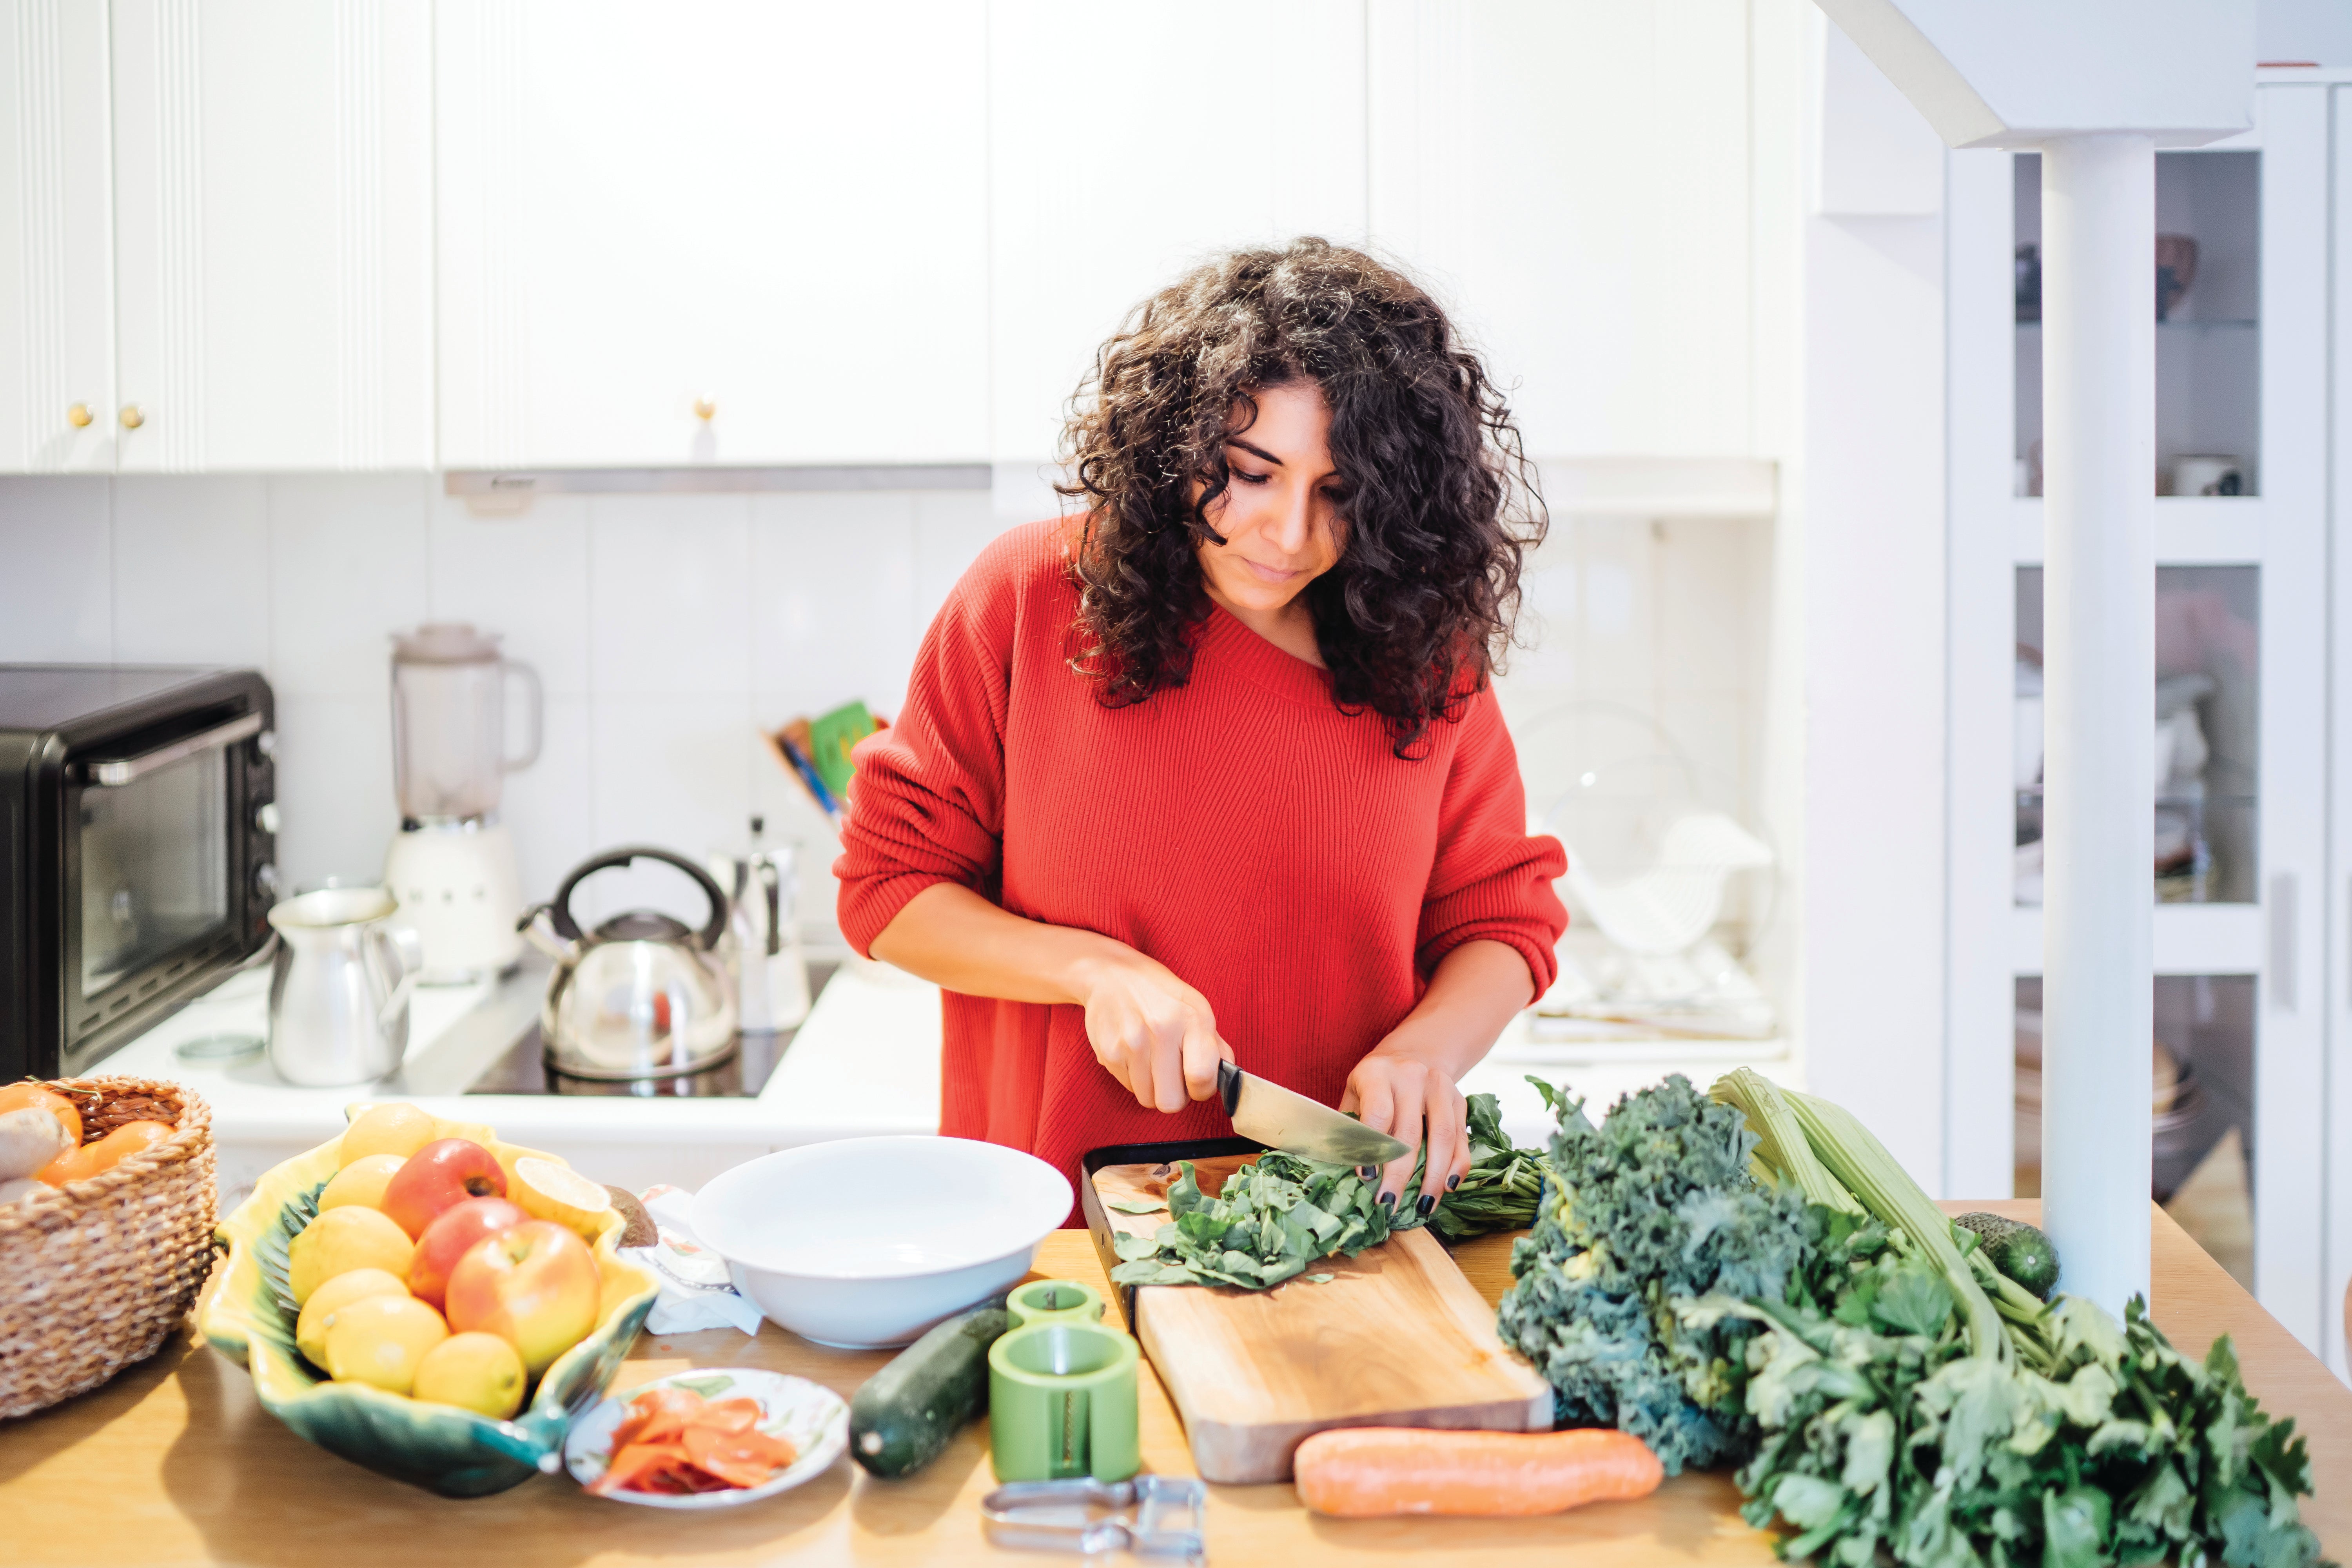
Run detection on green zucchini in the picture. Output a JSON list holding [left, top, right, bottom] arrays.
[[1953, 1212, 2060, 1300], [848, 1301, 1011, 1477]]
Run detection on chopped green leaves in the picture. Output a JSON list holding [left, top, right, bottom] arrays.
[[1102, 1093, 1551, 1292], [1103, 1196, 1168, 1215], [1107, 1151, 1403, 1289]]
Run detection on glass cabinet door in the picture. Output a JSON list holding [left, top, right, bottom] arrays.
[[2015, 976, 2256, 1292], [2014, 566, 2259, 906], [2014, 151, 2262, 497]]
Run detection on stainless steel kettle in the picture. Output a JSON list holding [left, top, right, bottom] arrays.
[[517, 846, 737, 1078]]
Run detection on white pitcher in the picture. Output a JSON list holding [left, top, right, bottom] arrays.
[[266, 887, 420, 1087]]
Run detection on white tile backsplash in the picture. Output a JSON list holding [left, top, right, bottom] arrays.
[[0, 473, 1767, 936], [584, 692, 755, 924], [272, 690, 401, 887], [496, 692, 596, 911], [588, 494, 753, 698], [428, 492, 593, 696], [269, 474, 434, 697], [752, 490, 917, 717], [113, 475, 271, 667], [0, 476, 111, 659]]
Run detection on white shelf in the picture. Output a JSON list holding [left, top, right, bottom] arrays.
[[2009, 496, 2265, 565], [2009, 901, 2266, 977]]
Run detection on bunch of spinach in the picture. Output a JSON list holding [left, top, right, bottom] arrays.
[[1495, 1075, 1816, 1475], [1106, 1093, 1549, 1289], [1427, 1090, 1550, 1243]]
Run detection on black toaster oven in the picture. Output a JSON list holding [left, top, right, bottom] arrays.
[[0, 666, 278, 1079]]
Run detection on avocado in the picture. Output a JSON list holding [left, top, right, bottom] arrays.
[[1953, 1211, 2060, 1300]]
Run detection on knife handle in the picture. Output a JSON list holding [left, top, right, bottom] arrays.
[[1215, 1059, 1243, 1116]]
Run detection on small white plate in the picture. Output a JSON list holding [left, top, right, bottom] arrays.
[[564, 1368, 848, 1508]]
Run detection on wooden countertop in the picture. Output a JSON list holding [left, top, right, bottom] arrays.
[[1, 1200, 2343, 1566]]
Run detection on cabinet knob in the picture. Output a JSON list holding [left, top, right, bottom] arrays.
[[692, 396, 717, 422], [119, 404, 145, 430], [67, 403, 93, 428]]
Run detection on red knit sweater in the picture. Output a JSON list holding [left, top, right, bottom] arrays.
[[834, 520, 1568, 1201]]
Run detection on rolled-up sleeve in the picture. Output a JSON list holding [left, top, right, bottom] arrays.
[[833, 561, 1013, 957], [1415, 687, 1568, 999]]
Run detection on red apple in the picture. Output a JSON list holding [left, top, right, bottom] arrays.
[[444, 1219, 601, 1375], [383, 1138, 508, 1239], [406, 1196, 527, 1309]]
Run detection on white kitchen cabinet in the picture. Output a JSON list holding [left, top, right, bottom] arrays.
[[436, 0, 987, 472], [110, 0, 435, 471], [1946, 83, 2335, 1361], [987, 1, 1367, 467], [1365, 0, 1763, 460], [0, 0, 117, 473]]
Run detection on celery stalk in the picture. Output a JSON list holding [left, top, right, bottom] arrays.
[[1711, 1069, 1863, 1215], [1782, 1089, 2008, 1361]]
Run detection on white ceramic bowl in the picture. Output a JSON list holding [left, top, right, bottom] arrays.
[[690, 1136, 1072, 1349]]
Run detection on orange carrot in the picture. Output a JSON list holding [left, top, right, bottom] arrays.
[[1293, 1427, 1664, 1518]]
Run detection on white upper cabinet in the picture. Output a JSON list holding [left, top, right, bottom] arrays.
[[987, 1, 1367, 466], [435, 1, 988, 471], [1366, 0, 1761, 459], [0, 0, 117, 472], [110, 0, 436, 471]]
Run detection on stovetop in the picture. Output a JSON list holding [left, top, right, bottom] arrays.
[[385, 955, 837, 1099]]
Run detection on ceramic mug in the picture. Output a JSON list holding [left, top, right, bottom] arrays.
[[988, 1320, 1140, 1484], [2171, 455, 2245, 498], [1007, 1278, 1106, 1331]]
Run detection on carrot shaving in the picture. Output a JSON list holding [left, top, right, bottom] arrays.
[[590, 1385, 799, 1497]]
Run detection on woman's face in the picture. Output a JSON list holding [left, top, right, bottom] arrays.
[[1194, 381, 1346, 616]]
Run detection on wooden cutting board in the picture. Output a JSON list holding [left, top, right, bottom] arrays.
[[1082, 1151, 1553, 1484]]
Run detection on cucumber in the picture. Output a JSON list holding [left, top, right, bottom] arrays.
[[848, 1301, 1011, 1477], [1953, 1212, 2060, 1300]]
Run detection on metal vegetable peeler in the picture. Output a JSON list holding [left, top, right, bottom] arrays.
[[980, 1474, 1207, 1564]]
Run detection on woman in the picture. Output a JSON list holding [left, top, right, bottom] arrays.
[[836, 238, 1565, 1216]]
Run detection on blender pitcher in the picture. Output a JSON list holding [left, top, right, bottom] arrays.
[[385, 624, 541, 980], [390, 623, 542, 823]]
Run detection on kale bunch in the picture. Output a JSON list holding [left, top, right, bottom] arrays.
[[1495, 1075, 1815, 1475]]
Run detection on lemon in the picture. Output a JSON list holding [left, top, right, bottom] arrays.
[[511, 1156, 614, 1240], [289, 1205, 416, 1305], [318, 1153, 407, 1213], [294, 1268, 410, 1367], [338, 1103, 437, 1168], [412, 1331, 526, 1418], [323, 1294, 449, 1395]]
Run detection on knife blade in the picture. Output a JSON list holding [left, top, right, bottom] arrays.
[[1216, 1060, 1409, 1169]]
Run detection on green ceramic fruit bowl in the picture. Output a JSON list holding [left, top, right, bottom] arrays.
[[201, 1109, 658, 1497]]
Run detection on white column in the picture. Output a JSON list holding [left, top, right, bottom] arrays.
[[2038, 133, 2156, 1313]]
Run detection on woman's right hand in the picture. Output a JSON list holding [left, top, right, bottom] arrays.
[[1073, 948, 1234, 1114]]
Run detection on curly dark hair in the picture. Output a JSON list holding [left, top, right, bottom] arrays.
[[1059, 237, 1545, 758]]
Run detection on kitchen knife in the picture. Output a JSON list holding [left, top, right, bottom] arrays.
[[1216, 1060, 1409, 1169]]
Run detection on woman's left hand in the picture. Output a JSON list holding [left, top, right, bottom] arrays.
[[1340, 1038, 1472, 1218]]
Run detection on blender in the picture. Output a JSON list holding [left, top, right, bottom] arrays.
[[383, 623, 541, 982]]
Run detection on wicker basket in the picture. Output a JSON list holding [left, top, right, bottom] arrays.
[[0, 1076, 217, 1419]]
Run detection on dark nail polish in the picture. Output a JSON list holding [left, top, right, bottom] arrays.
[[1446, 1174, 1461, 1192], [1378, 1191, 1396, 1210], [1358, 1165, 1377, 1182], [1417, 1194, 1437, 1219]]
